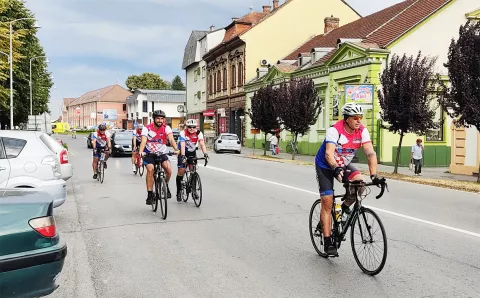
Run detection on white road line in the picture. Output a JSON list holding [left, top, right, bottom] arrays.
[[206, 165, 480, 239]]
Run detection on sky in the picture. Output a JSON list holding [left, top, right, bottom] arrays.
[[24, 0, 404, 118]]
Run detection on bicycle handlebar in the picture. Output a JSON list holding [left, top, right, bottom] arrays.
[[343, 178, 388, 200], [187, 156, 208, 167]]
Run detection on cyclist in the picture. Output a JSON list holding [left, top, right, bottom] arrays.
[[175, 119, 209, 202], [92, 124, 111, 179], [315, 102, 381, 256], [131, 123, 144, 172], [138, 110, 179, 205]]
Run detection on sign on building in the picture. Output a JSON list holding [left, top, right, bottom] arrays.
[[344, 84, 374, 106], [103, 109, 117, 120]]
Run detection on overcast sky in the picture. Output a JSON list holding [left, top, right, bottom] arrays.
[[24, 0, 404, 117]]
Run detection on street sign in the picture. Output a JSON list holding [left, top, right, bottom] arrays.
[[251, 128, 260, 134]]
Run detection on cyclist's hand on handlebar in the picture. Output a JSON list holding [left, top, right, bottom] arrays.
[[181, 155, 187, 164], [204, 153, 209, 159], [333, 167, 344, 182], [370, 174, 384, 185]]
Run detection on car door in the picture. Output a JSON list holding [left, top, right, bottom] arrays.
[[0, 138, 11, 187]]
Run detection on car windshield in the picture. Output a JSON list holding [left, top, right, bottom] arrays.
[[221, 135, 238, 140], [115, 134, 131, 140]]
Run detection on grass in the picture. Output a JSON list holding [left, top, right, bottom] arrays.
[[247, 154, 480, 193]]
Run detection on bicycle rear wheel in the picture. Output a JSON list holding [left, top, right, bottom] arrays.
[[309, 199, 328, 258], [159, 177, 168, 219], [139, 161, 145, 177], [192, 173, 202, 207], [350, 207, 387, 275]]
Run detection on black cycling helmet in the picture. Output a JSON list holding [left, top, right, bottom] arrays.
[[152, 110, 166, 118], [98, 124, 106, 130]]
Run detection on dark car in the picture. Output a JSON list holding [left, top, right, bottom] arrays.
[[0, 189, 67, 298], [86, 132, 94, 148], [111, 132, 133, 156]]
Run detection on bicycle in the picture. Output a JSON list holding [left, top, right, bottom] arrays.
[[309, 177, 389, 275], [72, 130, 77, 139], [180, 155, 208, 207], [146, 151, 175, 219], [286, 140, 298, 154], [133, 148, 145, 176], [95, 148, 107, 184]]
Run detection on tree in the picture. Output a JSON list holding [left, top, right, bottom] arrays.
[[125, 72, 170, 91], [441, 20, 480, 182], [171, 75, 185, 90], [0, 0, 53, 127], [277, 77, 323, 160], [378, 51, 443, 174], [248, 83, 280, 156]]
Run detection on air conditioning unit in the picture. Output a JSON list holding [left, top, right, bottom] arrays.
[[260, 59, 269, 66]]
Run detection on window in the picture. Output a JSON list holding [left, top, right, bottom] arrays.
[[238, 62, 243, 86], [223, 68, 227, 90], [217, 70, 221, 92], [221, 134, 238, 140], [142, 101, 148, 113], [209, 74, 213, 94], [231, 65, 236, 88], [151, 102, 154, 114], [202, 91, 206, 103], [202, 66, 206, 78], [2, 138, 27, 159], [40, 134, 63, 154], [122, 104, 126, 112], [426, 98, 444, 142], [317, 88, 327, 129], [0, 139, 5, 159], [214, 73, 217, 93]]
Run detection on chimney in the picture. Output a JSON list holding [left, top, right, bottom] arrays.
[[232, 17, 239, 22], [324, 15, 340, 33], [273, 0, 279, 9], [210, 25, 215, 31], [263, 5, 271, 13]]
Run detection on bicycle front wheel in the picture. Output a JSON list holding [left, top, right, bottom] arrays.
[[309, 199, 328, 258], [159, 177, 168, 219], [139, 160, 145, 177], [152, 176, 159, 212], [182, 172, 190, 202], [350, 207, 387, 275], [192, 173, 202, 207]]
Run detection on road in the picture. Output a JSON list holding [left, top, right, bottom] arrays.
[[48, 135, 480, 298]]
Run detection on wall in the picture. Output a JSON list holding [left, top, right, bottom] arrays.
[[450, 125, 480, 175], [186, 62, 204, 114], [242, 0, 360, 82]]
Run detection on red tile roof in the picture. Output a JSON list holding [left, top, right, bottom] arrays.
[[283, 0, 451, 61], [222, 12, 268, 43]]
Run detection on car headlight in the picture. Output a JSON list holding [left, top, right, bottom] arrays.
[[114, 145, 120, 148]]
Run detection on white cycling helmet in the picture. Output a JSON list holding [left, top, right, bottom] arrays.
[[342, 102, 364, 116], [186, 119, 197, 127], [137, 123, 144, 129]]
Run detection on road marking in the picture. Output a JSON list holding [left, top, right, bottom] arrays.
[[206, 165, 480, 239]]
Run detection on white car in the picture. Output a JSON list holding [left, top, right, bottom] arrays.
[[0, 131, 67, 207], [214, 133, 241, 154]]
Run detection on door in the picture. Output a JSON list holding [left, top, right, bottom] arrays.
[[0, 139, 11, 187]]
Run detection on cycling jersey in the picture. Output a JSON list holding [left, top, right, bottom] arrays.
[[178, 129, 203, 153], [315, 120, 371, 169], [133, 128, 142, 147], [92, 131, 110, 149], [141, 123, 173, 154]]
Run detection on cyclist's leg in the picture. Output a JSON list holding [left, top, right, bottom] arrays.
[[176, 155, 186, 200], [316, 165, 337, 255], [343, 164, 363, 208], [144, 156, 155, 204], [160, 155, 172, 198], [92, 149, 100, 178]]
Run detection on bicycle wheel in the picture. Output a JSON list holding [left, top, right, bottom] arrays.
[[100, 161, 105, 184], [191, 173, 202, 207], [138, 160, 145, 177], [159, 177, 168, 219], [350, 207, 387, 275], [152, 175, 159, 212], [309, 199, 328, 258], [182, 172, 190, 202]]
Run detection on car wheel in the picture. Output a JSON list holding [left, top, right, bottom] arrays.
[[236, 150, 241, 154]]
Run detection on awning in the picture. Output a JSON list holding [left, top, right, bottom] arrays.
[[203, 110, 215, 117]]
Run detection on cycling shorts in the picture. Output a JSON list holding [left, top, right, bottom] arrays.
[[178, 151, 196, 169], [93, 147, 108, 158], [315, 164, 360, 197], [143, 153, 169, 165]]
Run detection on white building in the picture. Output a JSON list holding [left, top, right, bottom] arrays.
[[126, 89, 186, 130], [182, 26, 225, 132]]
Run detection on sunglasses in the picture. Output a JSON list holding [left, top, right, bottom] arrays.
[[351, 115, 363, 120], [187, 126, 196, 129]]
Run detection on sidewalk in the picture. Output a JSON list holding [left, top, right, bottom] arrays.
[[244, 146, 478, 183]]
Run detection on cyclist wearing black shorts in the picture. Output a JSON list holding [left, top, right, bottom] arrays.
[[131, 123, 144, 172], [315, 102, 381, 256]]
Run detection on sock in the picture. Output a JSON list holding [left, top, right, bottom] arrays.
[[148, 190, 153, 198], [176, 175, 182, 193], [324, 236, 331, 246]]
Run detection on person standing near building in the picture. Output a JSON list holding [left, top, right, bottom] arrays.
[[411, 138, 424, 176]]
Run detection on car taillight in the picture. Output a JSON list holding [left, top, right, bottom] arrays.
[[237, 141, 240, 144], [60, 149, 68, 164], [29, 216, 57, 238]]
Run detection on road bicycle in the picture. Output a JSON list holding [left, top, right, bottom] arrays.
[[95, 148, 107, 184], [146, 151, 175, 219], [133, 148, 145, 176], [309, 177, 389, 275], [180, 155, 208, 207], [286, 140, 299, 155]]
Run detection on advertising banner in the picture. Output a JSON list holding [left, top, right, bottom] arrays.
[[103, 109, 117, 120], [345, 84, 374, 105]]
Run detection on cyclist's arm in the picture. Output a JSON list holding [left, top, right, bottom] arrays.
[[178, 134, 186, 156], [325, 143, 339, 169], [361, 128, 377, 176], [139, 127, 148, 154], [197, 131, 207, 154], [91, 133, 97, 150], [106, 132, 112, 150]]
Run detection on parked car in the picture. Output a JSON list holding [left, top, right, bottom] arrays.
[[214, 133, 241, 154], [0, 130, 67, 207], [86, 132, 94, 148], [0, 189, 67, 298], [51, 138, 73, 181], [111, 131, 133, 156]]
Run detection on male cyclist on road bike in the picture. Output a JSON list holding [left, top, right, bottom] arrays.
[[175, 119, 209, 202], [315, 102, 382, 256], [138, 110, 179, 205], [131, 123, 144, 172], [92, 124, 112, 179]]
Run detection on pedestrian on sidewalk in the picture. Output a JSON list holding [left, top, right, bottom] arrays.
[[411, 138, 424, 176], [268, 134, 278, 155]]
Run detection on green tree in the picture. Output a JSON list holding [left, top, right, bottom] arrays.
[[0, 0, 53, 127], [125, 72, 170, 91], [171, 75, 185, 90]]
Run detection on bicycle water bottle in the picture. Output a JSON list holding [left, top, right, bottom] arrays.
[[334, 204, 342, 221]]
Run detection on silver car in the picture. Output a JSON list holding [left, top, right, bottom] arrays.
[[214, 133, 241, 154]]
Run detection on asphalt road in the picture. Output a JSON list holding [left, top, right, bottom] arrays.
[[48, 135, 480, 298]]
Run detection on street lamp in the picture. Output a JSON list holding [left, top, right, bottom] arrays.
[[9, 18, 40, 129], [29, 56, 49, 115]]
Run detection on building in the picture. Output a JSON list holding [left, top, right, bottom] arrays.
[[182, 26, 225, 138], [64, 84, 132, 129], [244, 0, 477, 167], [450, 125, 479, 176], [126, 89, 186, 130], [203, 0, 361, 142]]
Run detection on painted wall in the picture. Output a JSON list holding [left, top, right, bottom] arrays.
[[242, 0, 360, 83], [465, 126, 479, 167], [186, 62, 204, 114]]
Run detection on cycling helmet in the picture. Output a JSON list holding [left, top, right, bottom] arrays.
[[137, 123, 144, 130], [342, 102, 364, 116], [152, 110, 166, 118], [186, 119, 197, 127], [98, 124, 106, 131]]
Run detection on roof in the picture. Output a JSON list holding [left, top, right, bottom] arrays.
[[182, 30, 209, 69], [283, 0, 452, 61], [222, 12, 268, 43], [66, 84, 131, 106], [126, 89, 186, 104]]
